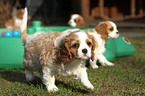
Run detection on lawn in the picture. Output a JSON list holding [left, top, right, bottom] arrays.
[[0, 30, 145, 96]]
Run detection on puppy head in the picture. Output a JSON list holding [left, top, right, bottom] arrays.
[[95, 21, 119, 40], [58, 31, 95, 63], [68, 14, 85, 27], [17, 9, 24, 19]]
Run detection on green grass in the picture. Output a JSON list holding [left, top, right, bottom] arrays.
[[0, 35, 145, 96]]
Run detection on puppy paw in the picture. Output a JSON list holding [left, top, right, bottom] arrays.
[[106, 62, 114, 66], [85, 83, 94, 91], [47, 85, 59, 92], [82, 80, 94, 91], [73, 76, 79, 80], [25, 70, 34, 82], [91, 65, 99, 69]]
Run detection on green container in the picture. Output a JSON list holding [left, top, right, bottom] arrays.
[[103, 49, 115, 61], [115, 35, 135, 57], [105, 39, 118, 56], [27, 27, 36, 34], [105, 35, 135, 57], [32, 21, 41, 27], [0, 37, 24, 69]]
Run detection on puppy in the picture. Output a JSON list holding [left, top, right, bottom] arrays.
[[5, 8, 24, 28], [85, 21, 119, 68], [68, 14, 86, 27], [20, 8, 95, 92]]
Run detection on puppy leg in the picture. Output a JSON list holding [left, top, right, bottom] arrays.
[[90, 58, 99, 69], [73, 65, 94, 90], [41, 67, 58, 92], [98, 54, 114, 66], [25, 69, 34, 82]]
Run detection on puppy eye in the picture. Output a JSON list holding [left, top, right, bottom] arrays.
[[73, 43, 79, 48], [87, 42, 92, 46], [110, 27, 113, 31], [74, 19, 77, 22]]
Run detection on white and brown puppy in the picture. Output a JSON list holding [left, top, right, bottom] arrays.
[[86, 21, 119, 68], [5, 8, 24, 28], [20, 8, 95, 92], [68, 14, 86, 27]]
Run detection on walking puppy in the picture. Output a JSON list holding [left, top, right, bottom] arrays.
[[20, 8, 95, 92], [86, 21, 119, 68]]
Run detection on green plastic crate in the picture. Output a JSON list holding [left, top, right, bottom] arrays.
[[0, 37, 24, 69]]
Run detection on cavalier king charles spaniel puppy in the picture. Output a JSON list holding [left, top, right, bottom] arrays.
[[20, 8, 95, 92], [5, 8, 24, 28], [68, 14, 86, 27], [85, 21, 119, 68]]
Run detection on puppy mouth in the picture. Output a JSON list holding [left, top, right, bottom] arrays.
[[109, 34, 119, 39], [75, 54, 90, 59]]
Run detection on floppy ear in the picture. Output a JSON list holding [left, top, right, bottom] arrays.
[[95, 23, 108, 40], [76, 17, 86, 27], [89, 35, 96, 61], [58, 38, 72, 63]]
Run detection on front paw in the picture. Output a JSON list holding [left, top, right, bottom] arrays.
[[91, 64, 99, 69], [85, 83, 94, 91], [47, 85, 59, 92], [106, 62, 114, 66]]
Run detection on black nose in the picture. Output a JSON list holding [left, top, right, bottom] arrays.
[[82, 49, 88, 54]]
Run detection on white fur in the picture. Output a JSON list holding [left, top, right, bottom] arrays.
[[74, 32, 91, 59], [39, 59, 94, 92], [20, 8, 27, 33], [108, 21, 119, 38], [26, 32, 42, 44], [15, 18, 23, 27], [88, 21, 119, 68], [14, 8, 24, 27]]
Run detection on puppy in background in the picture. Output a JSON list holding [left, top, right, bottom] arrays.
[[68, 14, 119, 68], [68, 14, 86, 27], [86, 21, 119, 68], [20, 8, 95, 92], [5, 8, 24, 28]]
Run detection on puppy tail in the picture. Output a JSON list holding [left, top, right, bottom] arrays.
[[20, 7, 29, 43]]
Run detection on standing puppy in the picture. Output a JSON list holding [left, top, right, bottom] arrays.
[[5, 8, 24, 28], [86, 21, 119, 68], [68, 14, 86, 27], [20, 8, 95, 92]]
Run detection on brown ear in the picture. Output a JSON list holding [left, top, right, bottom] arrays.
[[58, 38, 72, 63], [89, 35, 97, 61], [76, 17, 86, 27], [17, 9, 24, 19], [95, 23, 108, 40]]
